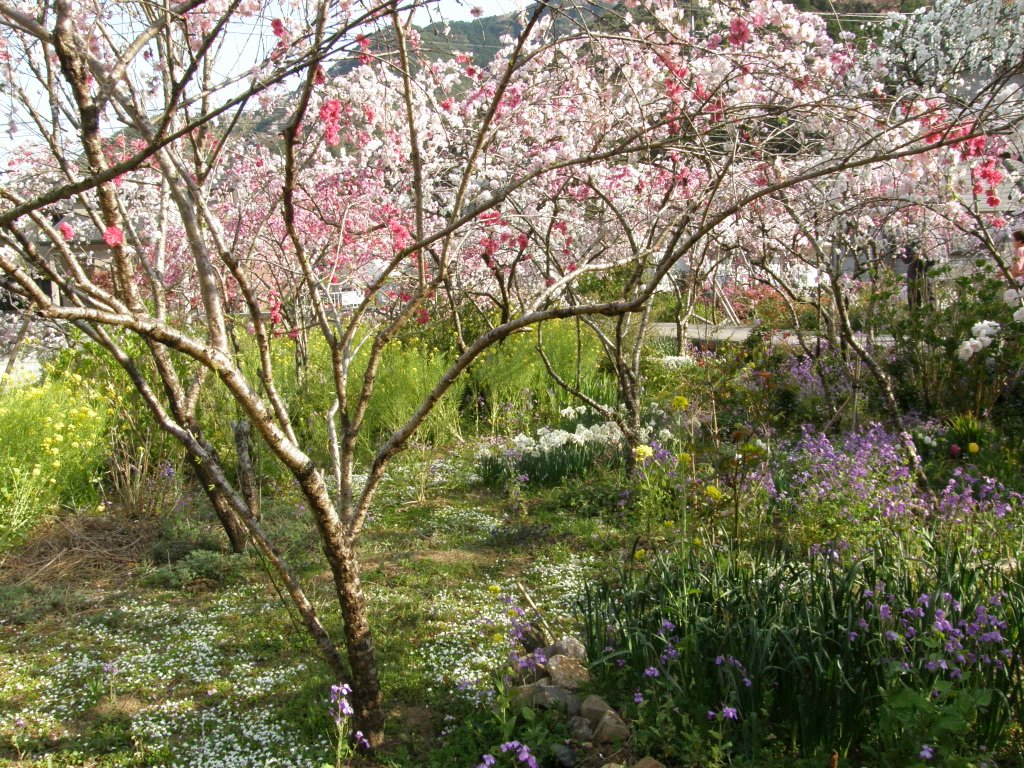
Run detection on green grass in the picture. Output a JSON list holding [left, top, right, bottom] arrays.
[[0, 447, 632, 768]]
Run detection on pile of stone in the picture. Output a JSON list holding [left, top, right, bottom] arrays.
[[510, 636, 666, 768]]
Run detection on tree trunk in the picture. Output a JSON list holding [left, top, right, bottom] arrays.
[[323, 533, 384, 745], [233, 419, 261, 521]]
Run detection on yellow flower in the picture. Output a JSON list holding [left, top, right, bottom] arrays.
[[968, 442, 980, 454], [672, 395, 690, 410], [677, 452, 692, 465], [705, 484, 723, 501], [487, 584, 502, 594], [634, 445, 654, 461], [634, 548, 648, 561]]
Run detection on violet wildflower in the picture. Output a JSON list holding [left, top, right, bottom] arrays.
[[722, 706, 739, 720], [920, 745, 934, 760], [643, 666, 660, 678], [477, 755, 496, 768], [500, 740, 538, 768], [634, 690, 644, 704]]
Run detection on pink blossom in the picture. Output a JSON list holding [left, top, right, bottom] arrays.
[[103, 226, 124, 247], [728, 18, 752, 46], [58, 222, 74, 241]]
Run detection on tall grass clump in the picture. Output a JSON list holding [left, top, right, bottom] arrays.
[[470, 321, 615, 433], [0, 373, 109, 552], [582, 530, 1023, 766]]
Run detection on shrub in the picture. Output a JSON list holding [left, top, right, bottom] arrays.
[[0, 374, 108, 552]]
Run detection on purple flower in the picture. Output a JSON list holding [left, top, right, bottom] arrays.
[[722, 706, 739, 720], [477, 755, 496, 768], [920, 745, 934, 760], [706, 710, 717, 720], [354, 730, 370, 750], [634, 690, 644, 704], [643, 666, 660, 678]]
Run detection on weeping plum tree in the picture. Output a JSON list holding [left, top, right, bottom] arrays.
[[1, 0, 1020, 746]]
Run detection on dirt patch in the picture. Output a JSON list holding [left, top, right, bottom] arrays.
[[413, 548, 497, 566], [86, 695, 148, 722], [378, 704, 436, 755]]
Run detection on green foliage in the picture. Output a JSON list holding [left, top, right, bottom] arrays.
[[479, 440, 619, 488], [582, 530, 1023, 766], [141, 548, 245, 589], [879, 263, 1024, 417], [469, 320, 615, 433], [0, 374, 108, 552]]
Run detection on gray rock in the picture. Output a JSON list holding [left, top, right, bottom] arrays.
[[593, 710, 630, 743], [511, 677, 551, 708], [568, 715, 594, 742], [546, 654, 590, 690], [514, 663, 548, 685], [581, 694, 613, 727], [550, 744, 576, 767], [538, 685, 582, 715], [542, 636, 587, 662], [633, 758, 667, 768], [512, 680, 580, 715]]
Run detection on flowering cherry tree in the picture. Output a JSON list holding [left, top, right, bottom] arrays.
[[1, 0, 1020, 745]]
